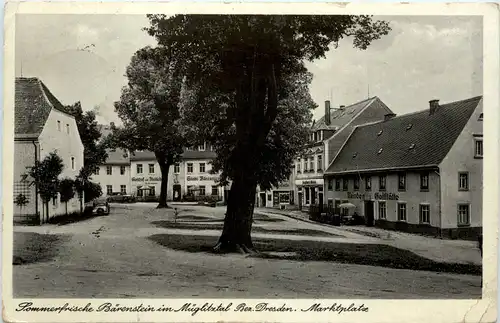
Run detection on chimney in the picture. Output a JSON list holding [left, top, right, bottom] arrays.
[[384, 113, 396, 121], [429, 99, 440, 115], [325, 100, 331, 125]]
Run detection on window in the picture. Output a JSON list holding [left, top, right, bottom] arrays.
[[199, 186, 206, 196], [398, 173, 406, 191], [106, 185, 113, 195], [149, 187, 155, 196], [398, 203, 407, 221], [120, 185, 126, 194], [457, 204, 470, 226], [267, 194, 272, 201], [120, 166, 126, 175], [297, 161, 301, 174], [327, 179, 333, 190], [474, 139, 483, 158], [174, 164, 180, 174], [147, 164, 154, 174], [137, 164, 143, 174], [420, 173, 429, 190], [379, 175, 386, 190], [106, 165, 112, 175], [342, 178, 348, 191], [199, 163, 206, 173], [353, 177, 360, 190], [66, 124, 70, 134], [95, 167, 100, 175], [71, 157, 75, 170], [459, 172, 469, 191], [317, 155, 323, 171], [137, 188, 143, 197], [211, 186, 218, 196], [187, 163, 193, 173], [198, 143, 206, 151], [52, 194, 58, 206], [378, 201, 386, 219], [335, 178, 341, 191], [313, 132, 317, 141], [309, 158, 314, 172], [478, 113, 483, 121], [304, 159, 308, 172], [57, 120, 61, 131], [365, 176, 372, 190], [419, 204, 430, 224]]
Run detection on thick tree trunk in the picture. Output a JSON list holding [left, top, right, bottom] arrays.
[[156, 156, 172, 209]]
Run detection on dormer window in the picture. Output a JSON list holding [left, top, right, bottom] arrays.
[[409, 144, 415, 150], [406, 124, 413, 131], [377, 148, 383, 154], [478, 113, 483, 121], [352, 152, 358, 158], [377, 130, 383, 136]]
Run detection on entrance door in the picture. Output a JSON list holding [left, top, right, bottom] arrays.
[[318, 192, 324, 207], [311, 188, 316, 205], [259, 193, 266, 207], [364, 200, 375, 226], [173, 184, 182, 201]]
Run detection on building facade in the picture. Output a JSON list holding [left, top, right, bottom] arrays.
[[93, 149, 131, 196], [14, 77, 84, 223], [294, 97, 393, 209], [324, 96, 483, 240]]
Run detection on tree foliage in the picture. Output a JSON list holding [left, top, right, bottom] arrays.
[[112, 46, 186, 208], [59, 178, 76, 215]]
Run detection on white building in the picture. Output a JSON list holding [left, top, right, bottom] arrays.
[[93, 149, 131, 197], [14, 77, 84, 224]]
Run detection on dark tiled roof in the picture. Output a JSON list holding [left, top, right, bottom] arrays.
[[129, 149, 216, 161], [104, 149, 130, 165], [326, 96, 482, 174], [311, 97, 377, 131], [15, 77, 71, 136]]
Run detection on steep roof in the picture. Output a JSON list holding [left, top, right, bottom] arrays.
[[105, 149, 130, 165], [15, 77, 71, 137], [129, 149, 216, 162], [311, 97, 379, 131], [325, 96, 482, 174]]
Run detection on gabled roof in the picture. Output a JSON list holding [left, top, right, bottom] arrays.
[[105, 149, 130, 165], [129, 149, 216, 162], [311, 97, 378, 132], [325, 96, 482, 174], [15, 77, 71, 137]]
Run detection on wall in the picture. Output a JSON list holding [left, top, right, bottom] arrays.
[[38, 109, 84, 218], [94, 164, 131, 196], [184, 159, 224, 199], [325, 170, 441, 227], [439, 99, 483, 230], [130, 159, 175, 199], [13, 141, 39, 222]]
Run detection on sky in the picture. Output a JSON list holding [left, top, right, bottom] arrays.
[[15, 14, 482, 124]]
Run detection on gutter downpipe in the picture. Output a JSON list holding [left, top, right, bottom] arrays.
[[32, 140, 40, 224]]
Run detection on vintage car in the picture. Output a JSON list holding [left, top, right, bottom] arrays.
[[92, 199, 110, 216], [106, 192, 136, 203]]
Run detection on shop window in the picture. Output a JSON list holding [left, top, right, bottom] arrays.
[[137, 164, 143, 174], [199, 186, 206, 196], [106, 165, 112, 175], [457, 204, 470, 226], [187, 163, 193, 173], [398, 173, 406, 191], [120, 185, 126, 194], [353, 177, 360, 190], [120, 166, 126, 175], [365, 176, 372, 190], [378, 201, 386, 219], [137, 189, 143, 197], [397, 203, 407, 222], [419, 204, 430, 224], [174, 164, 180, 174], [211, 186, 218, 196], [458, 172, 469, 191], [342, 178, 348, 191], [420, 173, 429, 191], [149, 164, 155, 174], [335, 178, 341, 191], [149, 187, 156, 196], [106, 185, 113, 195], [379, 175, 386, 190], [474, 138, 483, 158], [327, 179, 333, 190], [199, 163, 206, 173]]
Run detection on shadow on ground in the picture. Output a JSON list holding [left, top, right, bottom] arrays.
[[148, 234, 482, 276], [152, 220, 338, 237], [13, 232, 70, 265]]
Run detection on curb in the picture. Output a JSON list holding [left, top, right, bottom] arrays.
[[255, 209, 343, 230]]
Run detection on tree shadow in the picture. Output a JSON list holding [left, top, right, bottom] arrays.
[[48, 212, 101, 226], [13, 232, 70, 265], [148, 233, 482, 276]]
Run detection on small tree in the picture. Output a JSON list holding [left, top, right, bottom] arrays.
[[59, 178, 75, 216], [28, 152, 64, 223], [14, 193, 28, 215]]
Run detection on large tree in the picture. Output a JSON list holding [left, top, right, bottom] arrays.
[[147, 15, 391, 251], [112, 46, 186, 208]]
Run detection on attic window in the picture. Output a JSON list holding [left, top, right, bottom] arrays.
[[377, 148, 383, 154], [377, 130, 383, 136], [409, 144, 416, 150], [478, 113, 483, 121], [352, 152, 358, 158], [406, 124, 413, 131]]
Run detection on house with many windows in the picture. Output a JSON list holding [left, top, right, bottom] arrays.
[[324, 96, 483, 240], [294, 97, 393, 209], [13, 77, 84, 224]]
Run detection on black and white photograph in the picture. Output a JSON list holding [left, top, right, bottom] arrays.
[[2, 3, 498, 323]]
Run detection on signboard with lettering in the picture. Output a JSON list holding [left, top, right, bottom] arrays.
[[347, 192, 399, 201], [132, 177, 162, 182], [186, 175, 220, 182], [374, 192, 399, 200]]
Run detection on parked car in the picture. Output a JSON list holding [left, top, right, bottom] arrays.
[[92, 199, 110, 216], [106, 192, 136, 203]]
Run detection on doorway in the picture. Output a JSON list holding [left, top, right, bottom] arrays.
[[259, 192, 266, 207], [173, 184, 182, 201], [311, 188, 316, 205], [364, 200, 375, 226]]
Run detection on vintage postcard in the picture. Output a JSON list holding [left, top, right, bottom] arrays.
[[2, 2, 499, 323]]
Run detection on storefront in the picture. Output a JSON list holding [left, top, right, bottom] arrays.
[[185, 174, 225, 201], [295, 178, 324, 209], [132, 176, 162, 197]]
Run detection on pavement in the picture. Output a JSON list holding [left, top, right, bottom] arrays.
[[12, 203, 482, 298]]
